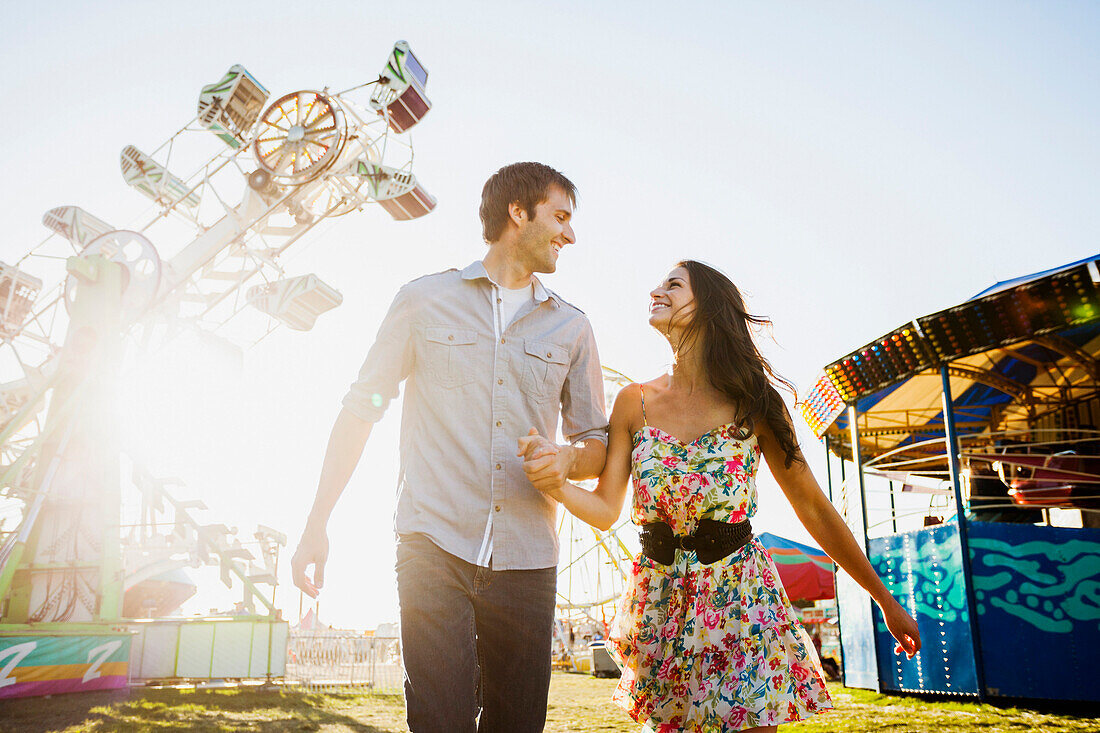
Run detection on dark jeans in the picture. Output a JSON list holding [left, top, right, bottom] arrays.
[[395, 533, 557, 733]]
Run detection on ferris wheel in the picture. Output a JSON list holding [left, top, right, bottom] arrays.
[[553, 366, 641, 670], [0, 41, 437, 628]]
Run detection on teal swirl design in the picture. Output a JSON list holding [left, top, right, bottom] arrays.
[[968, 534, 1100, 634], [870, 526, 969, 625]]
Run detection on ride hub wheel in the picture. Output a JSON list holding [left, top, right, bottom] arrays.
[[64, 230, 161, 324], [253, 91, 347, 184], [298, 132, 385, 218]]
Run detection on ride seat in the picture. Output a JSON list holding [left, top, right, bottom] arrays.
[[0, 262, 43, 337], [247, 274, 343, 331], [197, 65, 270, 149], [370, 41, 431, 134]]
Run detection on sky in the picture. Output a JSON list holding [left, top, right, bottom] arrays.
[[1, 1, 1097, 629]]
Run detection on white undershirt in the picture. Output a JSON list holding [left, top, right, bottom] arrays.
[[495, 282, 535, 338], [478, 281, 536, 566]]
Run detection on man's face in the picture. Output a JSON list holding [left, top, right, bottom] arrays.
[[514, 186, 575, 274]]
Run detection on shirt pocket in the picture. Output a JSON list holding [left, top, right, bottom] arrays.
[[520, 338, 570, 404], [423, 325, 478, 389]]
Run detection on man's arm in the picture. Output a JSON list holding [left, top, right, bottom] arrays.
[[758, 410, 921, 658], [291, 408, 374, 598], [290, 283, 415, 598], [526, 317, 608, 486]]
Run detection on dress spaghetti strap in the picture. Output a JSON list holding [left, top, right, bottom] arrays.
[[639, 385, 648, 426]]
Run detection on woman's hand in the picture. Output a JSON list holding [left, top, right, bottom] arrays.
[[880, 598, 921, 658], [517, 428, 568, 500]]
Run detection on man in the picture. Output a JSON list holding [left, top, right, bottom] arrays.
[[291, 162, 608, 731]]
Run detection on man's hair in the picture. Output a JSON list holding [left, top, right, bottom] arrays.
[[479, 162, 577, 243]]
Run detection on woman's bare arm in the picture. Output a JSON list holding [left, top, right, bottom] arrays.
[[757, 411, 922, 657], [527, 384, 639, 531]]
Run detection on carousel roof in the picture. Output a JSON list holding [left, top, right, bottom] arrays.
[[799, 255, 1100, 464]]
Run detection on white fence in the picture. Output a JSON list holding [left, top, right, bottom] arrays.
[[285, 631, 403, 693], [128, 618, 288, 681]]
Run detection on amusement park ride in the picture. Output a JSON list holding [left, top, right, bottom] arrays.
[[799, 255, 1100, 703], [553, 367, 639, 671], [0, 41, 437, 698]]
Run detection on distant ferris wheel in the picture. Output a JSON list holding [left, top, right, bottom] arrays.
[[555, 367, 640, 647]]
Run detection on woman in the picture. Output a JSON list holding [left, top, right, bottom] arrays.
[[535, 261, 920, 732]]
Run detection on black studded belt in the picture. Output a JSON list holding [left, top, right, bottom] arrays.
[[640, 518, 753, 566]]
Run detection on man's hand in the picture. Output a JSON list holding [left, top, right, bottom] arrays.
[[517, 427, 574, 499], [291, 522, 330, 599]]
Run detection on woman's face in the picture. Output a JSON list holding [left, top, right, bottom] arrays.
[[649, 266, 695, 333]]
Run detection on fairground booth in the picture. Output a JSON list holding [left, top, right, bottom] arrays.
[[799, 254, 1100, 703]]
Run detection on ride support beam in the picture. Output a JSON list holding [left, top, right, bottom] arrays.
[[940, 364, 987, 700], [1033, 335, 1100, 381], [849, 407, 871, 555]]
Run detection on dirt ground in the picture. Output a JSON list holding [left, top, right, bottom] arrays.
[[1, 673, 1097, 732]]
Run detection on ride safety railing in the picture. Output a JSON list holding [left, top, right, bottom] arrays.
[[284, 631, 403, 694]]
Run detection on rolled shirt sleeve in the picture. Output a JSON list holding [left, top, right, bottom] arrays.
[[342, 284, 415, 423], [560, 318, 609, 445]]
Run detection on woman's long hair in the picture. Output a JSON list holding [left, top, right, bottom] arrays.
[[676, 260, 804, 468]]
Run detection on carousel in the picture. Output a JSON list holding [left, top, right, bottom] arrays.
[[800, 254, 1100, 702]]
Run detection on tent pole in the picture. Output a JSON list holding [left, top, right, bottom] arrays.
[[940, 364, 987, 700]]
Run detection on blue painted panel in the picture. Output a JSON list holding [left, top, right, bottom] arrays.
[[968, 521, 1100, 702], [869, 523, 980, 695]]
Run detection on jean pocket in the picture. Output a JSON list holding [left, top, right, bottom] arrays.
[[423, 325, 477, 389], [520, 338, 569, 404]]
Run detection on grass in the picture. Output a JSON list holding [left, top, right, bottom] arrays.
[[0, 674, 1096, 732]]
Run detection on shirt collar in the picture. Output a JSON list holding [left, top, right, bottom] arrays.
[[461, 260, 555, 305]]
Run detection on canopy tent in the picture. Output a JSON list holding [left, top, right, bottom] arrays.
[[758, 532, 835, 603], [293, 607, 327, 631]]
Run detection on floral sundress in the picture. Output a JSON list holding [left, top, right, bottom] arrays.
[[608, 389, 832, 731]]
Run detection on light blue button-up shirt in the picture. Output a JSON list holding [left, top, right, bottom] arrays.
[[342, 261, 608, 570]]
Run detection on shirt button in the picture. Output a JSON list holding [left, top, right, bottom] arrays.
[[496, 421, 502, 427], [495, 463, 502, 470], [497, 378, 504, 385], [448, 334, 454, 341], [546, 352, 552, 358], [494, 505, 501, 512], [496, 298, 502, 303], [500, 338, 506, 344]]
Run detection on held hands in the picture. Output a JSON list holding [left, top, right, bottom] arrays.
[[291, 521, 329, 599], [880, 598, 922, 659], [517, 427, 573, 501]]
